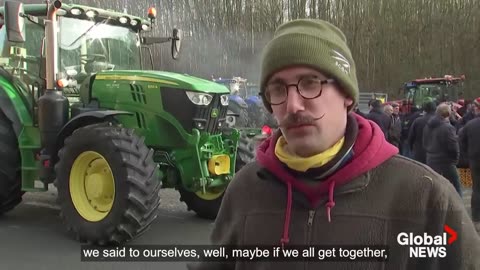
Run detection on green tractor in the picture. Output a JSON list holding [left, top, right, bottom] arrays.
[[0, 0, 240, 245]]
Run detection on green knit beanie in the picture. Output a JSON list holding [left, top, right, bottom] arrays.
[[259, 19, 359, 113]]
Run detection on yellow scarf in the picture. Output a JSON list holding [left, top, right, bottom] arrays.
[[275, 135, 345, 172]]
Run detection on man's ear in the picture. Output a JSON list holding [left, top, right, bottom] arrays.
[[344, 98, 353, 107]]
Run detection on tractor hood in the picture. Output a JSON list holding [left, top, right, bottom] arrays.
[[94, 70, 230, 94]]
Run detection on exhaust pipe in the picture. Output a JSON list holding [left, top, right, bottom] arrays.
[[38, 0, 69, 183], [45, 0, 62, 90]]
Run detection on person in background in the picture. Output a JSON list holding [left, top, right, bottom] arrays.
[[366, 99, 390, 138], [384, 104, 393, 116], [459, 97, 480, 232], [367, 98, 376, 112], [457, 99, 467, 117], [400, 106, 422, 158], [384, 103, 401, 149], [457, 101, 476, 129], [407, 101, 436, 164], [188, 18, 480, 270], [423, 103, 462, 197], [444, 102, 462, 127]]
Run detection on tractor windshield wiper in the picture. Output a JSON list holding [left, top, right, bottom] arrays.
[[67, 18, 110, 47]]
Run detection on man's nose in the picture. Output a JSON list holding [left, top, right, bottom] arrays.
[[285, 86, 305, 114]]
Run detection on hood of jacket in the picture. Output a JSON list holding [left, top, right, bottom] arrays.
[[255, 112, 398, 247]]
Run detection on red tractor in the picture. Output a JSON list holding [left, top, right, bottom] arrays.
[[389, 75, 466, 116]]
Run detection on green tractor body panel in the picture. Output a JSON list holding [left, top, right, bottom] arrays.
[[85, 70, 239, 190], [0, 76, 41, 191]]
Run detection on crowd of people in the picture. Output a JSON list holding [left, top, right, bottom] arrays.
[[358, 98, 480, 230]]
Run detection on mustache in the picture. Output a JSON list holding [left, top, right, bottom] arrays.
[[278, 113, 326, 128]]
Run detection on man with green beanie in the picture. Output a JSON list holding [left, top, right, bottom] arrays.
[[188, 19, 480, 270]]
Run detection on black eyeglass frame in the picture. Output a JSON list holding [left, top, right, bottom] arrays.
[[260, 77, 336, 105]]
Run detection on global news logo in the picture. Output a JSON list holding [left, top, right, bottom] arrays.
[[397, 225, 457, 258]]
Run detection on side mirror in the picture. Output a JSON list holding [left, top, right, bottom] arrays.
[[4, 1, 26, 43], [140, 28, 182, 60], [171, 28, 182, 60]]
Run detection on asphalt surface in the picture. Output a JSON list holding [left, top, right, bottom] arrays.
[[0, 187, 213, 270], [0, 186, 476, 270]]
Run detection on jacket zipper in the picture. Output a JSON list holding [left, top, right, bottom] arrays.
[[305, 210, 315, 270], [308, 210, 315, 226]]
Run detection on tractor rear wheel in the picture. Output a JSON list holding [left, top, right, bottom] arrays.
[[55, 122, 161, 245], [0, 111, 23, 215], [178, 185, 225, 220]]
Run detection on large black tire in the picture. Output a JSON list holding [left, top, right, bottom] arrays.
[[238, 108, 249, 127], [0, 111, 23, 215], [54, 122, 161, 245], [178, 185, 225, 220], [236, 132, 256, 171], [226, 105, 249, 128], [246, 105, 268, 128]]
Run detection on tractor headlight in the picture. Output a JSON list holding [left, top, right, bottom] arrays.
[[220, 94, 229, 106], [186, 91, 213, 106], [70, 8, 83, 16], [85, 10, 97, 18], [119, 17, 129, 24]]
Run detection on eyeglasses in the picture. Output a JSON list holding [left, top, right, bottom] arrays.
[[261, 76, 335, 105]]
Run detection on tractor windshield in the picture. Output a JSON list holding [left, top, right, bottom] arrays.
[[406, 83, 460, 108], [58, 17, 140, 82]]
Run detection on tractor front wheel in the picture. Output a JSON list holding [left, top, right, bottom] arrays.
[[55, 122, 161, 245], [178, 185, 225, 220], [0, 111, 23, 215]]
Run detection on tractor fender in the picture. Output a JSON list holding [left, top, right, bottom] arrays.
[[54, 110, 134, 157], [0, 87, 22, 137]]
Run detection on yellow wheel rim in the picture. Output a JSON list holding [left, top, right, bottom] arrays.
[[69, 151, 115, 222], [195, 188, 225, 200]]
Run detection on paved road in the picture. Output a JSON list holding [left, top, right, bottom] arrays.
[[0, 186, 476, 270], [0, 188, 213, 270]]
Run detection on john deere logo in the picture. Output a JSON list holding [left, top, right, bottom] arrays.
[[211, 109, 219, 118]]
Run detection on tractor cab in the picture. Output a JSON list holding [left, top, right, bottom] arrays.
[[0, 5, 144, 91], [0, 3, 181, 106], [59, 16, 141, 84], [400, 75, 465, 114], [212, 76, 248, 96]]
